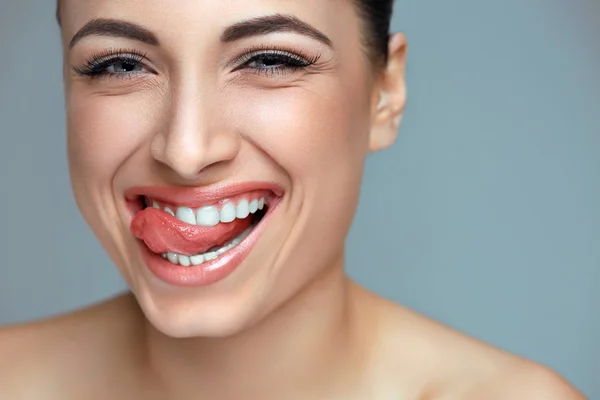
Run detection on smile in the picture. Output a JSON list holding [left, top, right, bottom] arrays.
[[125, 183, 283, 287], [144, 194, 268, 266]]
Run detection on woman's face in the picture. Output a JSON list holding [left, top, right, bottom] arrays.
[[61, 0, 401, 338]]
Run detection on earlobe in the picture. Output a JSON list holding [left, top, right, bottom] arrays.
[[368, 33, 407, 152]]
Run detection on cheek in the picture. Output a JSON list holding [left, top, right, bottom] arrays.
[[235, 78, 371, 264], [65, 88, 163, 244], [239, 82, 371, 184], [67, 90, 158, 191]]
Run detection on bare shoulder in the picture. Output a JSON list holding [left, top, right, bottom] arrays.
[[0, 293, 143, 399], [362, 292, 586, 399], [465, 360, 587, 400]]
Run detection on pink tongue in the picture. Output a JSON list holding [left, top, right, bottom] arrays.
[[131, 208, 251, 255]]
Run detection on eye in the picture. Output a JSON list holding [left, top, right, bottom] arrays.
[[104, 59, 145, 74], [233, 48, 321, 76], [73, 49, 151, 79]]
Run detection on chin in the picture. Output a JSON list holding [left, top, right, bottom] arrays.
[[135, 289, 266, 338], [128, 256, 285, 339]]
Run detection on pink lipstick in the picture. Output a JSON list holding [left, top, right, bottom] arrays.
[[126, 182, 282, 287]]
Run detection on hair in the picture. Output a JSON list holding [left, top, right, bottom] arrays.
[[56, 0, 394, 70], [353, 0, 395, 70]]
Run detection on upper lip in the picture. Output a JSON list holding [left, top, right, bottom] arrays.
[[124, 181, 284, 208]]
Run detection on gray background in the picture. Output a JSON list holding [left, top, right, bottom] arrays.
[[0, 0, 598, 397]]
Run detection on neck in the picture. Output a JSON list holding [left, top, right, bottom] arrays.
[[142, 255, 367, 398]]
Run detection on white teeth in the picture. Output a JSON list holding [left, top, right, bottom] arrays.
[[196, 206, 220, 227], [178, 255, 191, 267], [204, 251, 218, 261], [175, 207, 196, 225], [190, 254, 205, 266], [236, 199, 250, 219], [249, 199, 258, 213], [220, 203, 236, 223], [216, 246, 229, 255], [150, 197, 267, 224], [167, 252, 179, 264]]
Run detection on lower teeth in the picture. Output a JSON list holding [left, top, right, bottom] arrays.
[[161, 224, 254, 267]]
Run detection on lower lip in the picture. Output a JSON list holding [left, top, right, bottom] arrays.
[[138, 198, 280, 287]]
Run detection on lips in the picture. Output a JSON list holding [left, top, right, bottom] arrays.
[[125, 181, 284, 208], [125, 182, 283, 287]]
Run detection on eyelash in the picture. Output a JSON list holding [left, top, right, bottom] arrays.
[[72, 48, 147, 79], [73, 46, 322, 80], [231, 45, 322, 76]]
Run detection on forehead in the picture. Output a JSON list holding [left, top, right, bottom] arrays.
[[60, 0, 358, 46]]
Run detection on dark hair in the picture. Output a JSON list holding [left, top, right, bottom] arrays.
[[56, 0, 394, 69], [353, 0, 395, 70]]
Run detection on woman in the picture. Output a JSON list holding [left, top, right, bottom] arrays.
[[0, 0, 587, 398]]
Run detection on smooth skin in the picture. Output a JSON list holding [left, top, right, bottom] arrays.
[[0, 1, 587, 399]]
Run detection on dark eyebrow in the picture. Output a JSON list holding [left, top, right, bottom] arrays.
[[69, 19, 159, 50], [221, 14, 333, 48]]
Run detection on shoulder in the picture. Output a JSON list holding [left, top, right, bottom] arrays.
[[465, 360, 587, 400], [363, 294, 585, 399], [0, 293, 142, 399]]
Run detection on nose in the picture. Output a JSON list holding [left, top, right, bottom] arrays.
[[151, 83, 240, 180]]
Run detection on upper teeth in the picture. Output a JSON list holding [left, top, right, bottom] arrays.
[[149, 197, 265, 226]]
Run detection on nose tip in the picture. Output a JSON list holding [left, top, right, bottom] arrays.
[[150, 83, 241, 180], [152, 130, 240, 180]]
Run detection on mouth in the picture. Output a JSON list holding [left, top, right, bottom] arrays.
[[125, 184, 282, 287], [140, 194, 270, 265]]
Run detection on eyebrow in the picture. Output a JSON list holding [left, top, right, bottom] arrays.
[[221, 14, 333, 48], [69, 13, 333, 51], [69, 19, 159, 49]]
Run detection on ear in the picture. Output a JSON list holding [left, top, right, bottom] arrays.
[[369, 33, 407, 152]]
